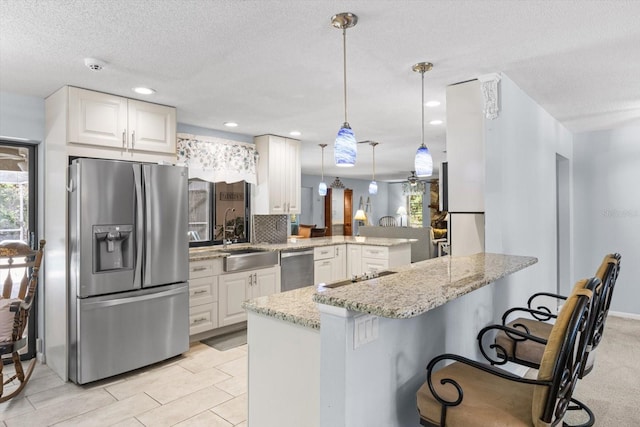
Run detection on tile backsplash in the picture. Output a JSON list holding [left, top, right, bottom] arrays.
[[252, 214, 288, 244]]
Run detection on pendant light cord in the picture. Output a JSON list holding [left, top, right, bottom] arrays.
[[421, 70, 425, 147], [372, 145, 376, 180], [343, 28, 348, 124], [321, 146, 325, 180]]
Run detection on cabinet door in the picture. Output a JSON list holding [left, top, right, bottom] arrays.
[[332, 245, 346, 281], [252, 266, 280, 298], [285, 138, 301, 213], [266, 136, 288, 214], [127, 99, 177, 154], [68, 87, 128, 148], [314, 259, 333, 285], [347, 245, 362, 278], [218, 271, 249, 326]]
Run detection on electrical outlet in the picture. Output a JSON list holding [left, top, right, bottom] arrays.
[[354, 314, 379, 349]]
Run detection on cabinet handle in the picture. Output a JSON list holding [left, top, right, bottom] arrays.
[[323, 261, 330, 266], [191, 266, 208, 272], [192, 317, 208, 324], [122, 130, 127, 154], [253, 273, 257, 286], [131, 130, 135, 155], [336, 247, 339, 256], [193, 289, 207, 295], [249, 274, 253, 287]]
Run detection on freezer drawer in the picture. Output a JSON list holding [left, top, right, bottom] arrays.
[[69, 282, 189, 384]]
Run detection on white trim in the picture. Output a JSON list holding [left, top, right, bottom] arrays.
[[608, 310, 640, 320]]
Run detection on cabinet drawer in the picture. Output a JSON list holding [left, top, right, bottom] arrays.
[[361, 246, 389, 260], [314, 246, 335, 260], [189, 303, 218, 335], [189, 276, 217, 307], [362, 258, 389, 272], [189, 259, 222, 279]]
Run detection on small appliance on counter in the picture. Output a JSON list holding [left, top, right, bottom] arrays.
[[68, 158, 189, 384]]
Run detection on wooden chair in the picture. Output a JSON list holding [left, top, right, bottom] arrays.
[[417, 277, 596, 426], [298, 224, 315, 239], [378, 216, 397, 227], [310, 227, 327, 238], [0, 239, 45, 403], [478, 253, 621, 426]]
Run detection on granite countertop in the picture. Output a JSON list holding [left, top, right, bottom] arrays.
[[189, 236, 415, 261], [243, 253, 537, 328]]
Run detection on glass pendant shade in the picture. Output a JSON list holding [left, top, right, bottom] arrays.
[[334, 124, 356, 167], [415, 144, 433, 177], [318, 181, 327, 196], [368, 180, 378, 195]]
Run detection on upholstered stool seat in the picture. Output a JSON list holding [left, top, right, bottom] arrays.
[[417, 362, 535, 426], [417, 278, 596, 427]]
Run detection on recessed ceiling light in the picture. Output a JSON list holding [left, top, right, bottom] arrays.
[[425, 101, 441, 107], [289, 131, 302, 137], [429, 120, 443, 125], [133, 87, 155, 95], [224, 122, 239, 128]]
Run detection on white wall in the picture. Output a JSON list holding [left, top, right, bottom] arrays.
[[483, 75, 573, 315], [573, 126, 640, 315]]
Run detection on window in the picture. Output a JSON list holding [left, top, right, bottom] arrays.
[[188, 180, 249, 247], [407, 194, 423, 227]]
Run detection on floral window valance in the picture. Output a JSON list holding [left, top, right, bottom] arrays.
[[177, 133, 259, 184]]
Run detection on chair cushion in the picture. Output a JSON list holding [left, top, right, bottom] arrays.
[[495, 318, 553, 366], [417, 361, 534, 426], [0, 298, 21, 342]]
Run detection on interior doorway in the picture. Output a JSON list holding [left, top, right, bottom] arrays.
[[0, 140, 38, 359]]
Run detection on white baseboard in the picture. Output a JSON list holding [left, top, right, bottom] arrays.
[[609, 310, 640, 320]]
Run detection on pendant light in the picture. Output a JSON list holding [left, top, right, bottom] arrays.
[[368, 141, 379, 194], [318, 144, 328, 196], [413, 62, 434, 177], [331, 12, 358, 167]]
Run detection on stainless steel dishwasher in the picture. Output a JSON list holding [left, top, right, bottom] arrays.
[[280, 248, 315, 292]]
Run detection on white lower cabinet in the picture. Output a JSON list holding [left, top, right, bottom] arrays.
[[188, 259, 222, 336], [219, 265, 280, 327], [314, 245, 346, 285]]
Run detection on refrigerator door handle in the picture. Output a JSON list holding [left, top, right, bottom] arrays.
[[81, 285, 186, 310], [133, 164, 144, 288], [142, 164, 152, 285]]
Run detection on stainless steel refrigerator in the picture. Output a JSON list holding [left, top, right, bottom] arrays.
[[68, 158, 189, 384]]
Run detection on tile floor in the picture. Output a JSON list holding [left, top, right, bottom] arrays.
[[0, 342, 248, 427]]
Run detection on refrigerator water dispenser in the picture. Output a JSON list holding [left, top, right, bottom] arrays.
[[93, 225, 133, 272]]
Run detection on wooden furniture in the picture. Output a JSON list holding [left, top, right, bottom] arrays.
[[254, 134, 301, 214], [417, 277, 596, 426], [298, 224, 314, 238], [323, 188, 353, 237], [0, 239, 45, 403], [309, 227, 327, 238]]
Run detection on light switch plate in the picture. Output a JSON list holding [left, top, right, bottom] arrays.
[[354, 314, 379, 349]]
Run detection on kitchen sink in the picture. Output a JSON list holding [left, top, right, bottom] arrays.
[[223, 248, 279, 272], [323, 270, 397, 288]]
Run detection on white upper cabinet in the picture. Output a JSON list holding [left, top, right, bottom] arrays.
[[253, 134, 301, 214], [68, 87, 176, 155]]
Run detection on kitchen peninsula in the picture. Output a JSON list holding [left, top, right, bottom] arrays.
[[243, 252, 537, 427]]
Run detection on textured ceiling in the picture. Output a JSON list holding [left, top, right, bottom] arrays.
[[1, 0, 639, 181]]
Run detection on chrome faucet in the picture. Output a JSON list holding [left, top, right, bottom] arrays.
[[223, 208, 236, 248]]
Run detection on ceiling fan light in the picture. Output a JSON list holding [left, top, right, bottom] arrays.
[[415, 145, 433, 177], [369, 180, 378, 195], [334, 124, 356, 167]]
